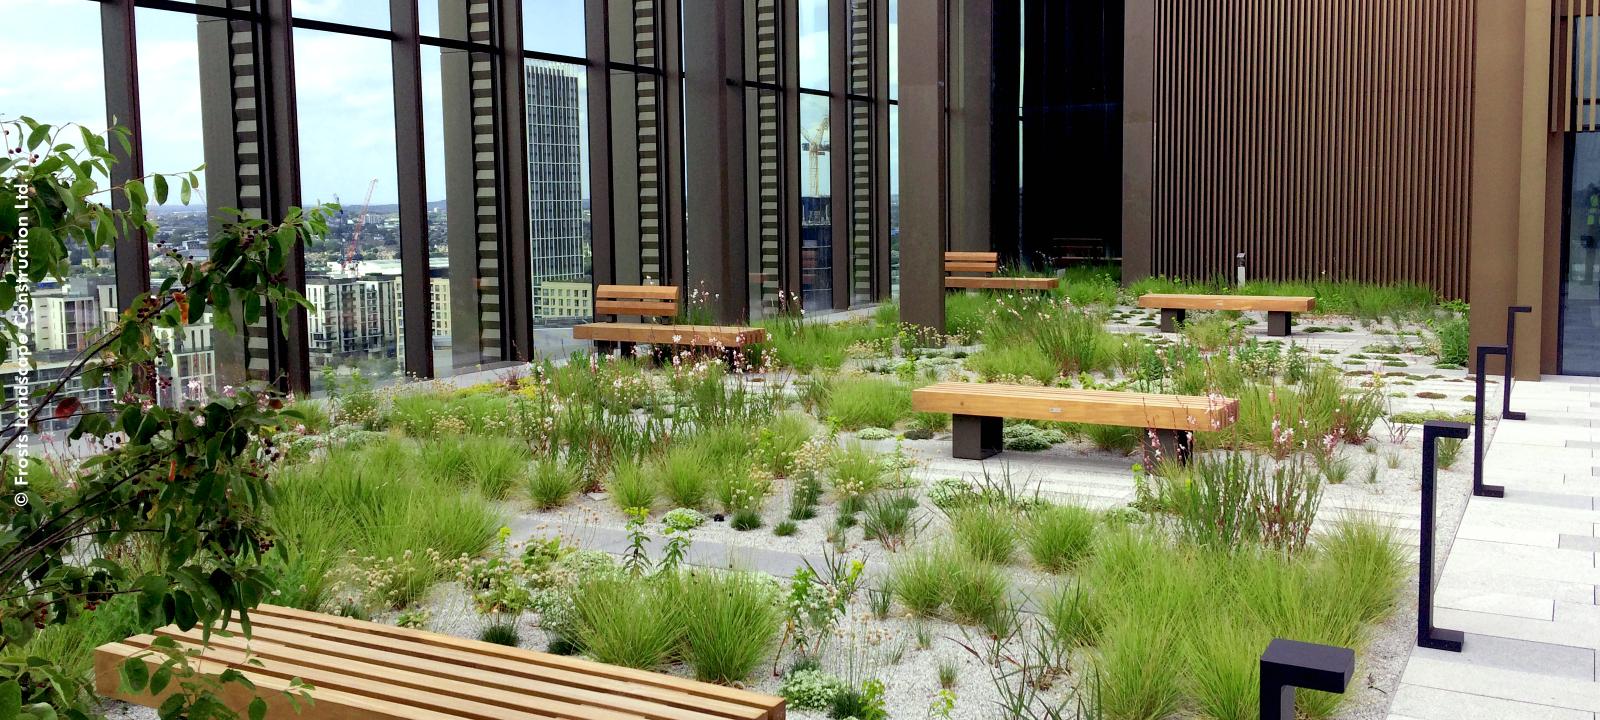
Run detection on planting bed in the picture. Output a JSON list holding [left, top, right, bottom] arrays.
[[79, 286, 1489, 720]]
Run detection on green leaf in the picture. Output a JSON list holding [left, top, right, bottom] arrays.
[[248, 697, 267, 720], [180, 178, 192, 205], [153, 174, 168, 205], [120, 656, 150, 693], [148, 664, 172, 696], [25, 123, 49, 151], [0, 680, 22, 719]]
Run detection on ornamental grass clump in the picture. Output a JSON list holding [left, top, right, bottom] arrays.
[[569, 573, 684, 670], [1023, 503, 1099, 573], [653, 444, 713, 509], [607, 460, 657, 512], [823, 376, 913, 430], [831, 440, 886, 501], [947, 503, 1018, 565], [677, 570, 784, 683], [527, 457, 585, 510], [1157, 450, 1323, 552]]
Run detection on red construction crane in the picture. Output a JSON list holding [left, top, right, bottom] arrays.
[[345, 178, 377, 276]]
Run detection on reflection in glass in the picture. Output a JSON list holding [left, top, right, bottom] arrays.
[[1564, 133, 1600, 375], [798, 0, 828, 91], [799, 93, 831, 311], [293, 29, 403, 390], [526, 61, 592, 338]]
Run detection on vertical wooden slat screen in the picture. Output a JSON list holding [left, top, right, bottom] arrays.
[[1149, 0, 1475, 299]]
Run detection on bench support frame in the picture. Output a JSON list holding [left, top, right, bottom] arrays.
[[952, 414, 1003, 460], [1140, 428, 1193, 468], [595, 340, 638, 358], [1158, 308, 1186, 333], [1267, 310, 1292, 337]]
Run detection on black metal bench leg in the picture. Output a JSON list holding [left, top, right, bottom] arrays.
[[1141, 428, 1193, 469], [1158, 308, 1186, 333], [595, 340, 637, 358], [1267, 311, 1292, 337], [952, 414, 1003, 460]]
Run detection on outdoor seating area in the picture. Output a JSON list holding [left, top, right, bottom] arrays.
[[12, 0, 1598, 718]]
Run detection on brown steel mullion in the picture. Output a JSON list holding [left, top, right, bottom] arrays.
[[871, 0, 890, 301], [585, 0, 616, 290], [101, 0, 151, 316], [390, 0, 433, 378], [828, 0, 850, 310], [259, 0, 310, 395], [781, 0, 803, 308], [494, 0, 532, 362], [662, 0, 687, 290]]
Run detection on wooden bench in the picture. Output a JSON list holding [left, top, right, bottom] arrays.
[[572, 285, 766, 357], [943, 252, 1061, 291], [97, 604, 786, 720], [911, 382, 1238, 466], [1137, 293, 1317, 336]]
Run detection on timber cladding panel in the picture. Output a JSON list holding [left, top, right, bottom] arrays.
[[1149, 0, 1475, 299]]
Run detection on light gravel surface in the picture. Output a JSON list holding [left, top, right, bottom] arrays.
[[96, 311, 1492, 720]]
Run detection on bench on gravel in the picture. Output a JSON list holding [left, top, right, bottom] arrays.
[[97, 604, 787, 720], [943, 252, 1060, 292], [911, 382, 1238, 466], [1137, 293, 1316, 336], [572, 284, 765, 357]]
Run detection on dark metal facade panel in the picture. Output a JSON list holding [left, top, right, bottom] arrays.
[[390, 0, 435, 377], [1147, 0, 1475, 300], [261, 0, 311, 393], [898, 0, 948, 332]]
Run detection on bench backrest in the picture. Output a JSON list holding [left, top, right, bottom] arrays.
[[595, 284, 679, 319], [944, 251, 999, 274]]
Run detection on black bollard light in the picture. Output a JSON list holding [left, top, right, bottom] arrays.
[[1419, 420, 1470, 652], [1503, 305, 1532, 421], [1473, 345, 1507, 499], [1260, 638, 1355, 720]]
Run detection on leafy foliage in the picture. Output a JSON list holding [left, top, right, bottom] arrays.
[[0, 117, 330, 717]]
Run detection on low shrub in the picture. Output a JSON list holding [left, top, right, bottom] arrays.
[[663, 507, 706, 532], [1433, 314, 1470, 366], [965, 343, 1059, 384], [479, 622, 520, 647], [831, 441, 886, 500], [1158, 451, 1323, 552], [780, 668, 845, 710]]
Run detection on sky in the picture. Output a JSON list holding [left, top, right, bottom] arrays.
[[3, 0, 898, 208]]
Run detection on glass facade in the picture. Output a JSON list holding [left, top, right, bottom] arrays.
[[9, 0, 897, 397]]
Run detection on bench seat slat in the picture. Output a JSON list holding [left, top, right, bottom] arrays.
[[597, 284, 680, 300], [116, 635, 573, 720], [96, 643, 482, 720], [944, 276, 1060, 290], [1136, 293, 1315, 312], [944, 261, 1001, 273], [595, 300, 679, 317], [209, 617, 763, 720], [253, 605, 781, 715], [97, 605, 785, 720], [573, 322, 765, 347], [912, 382, 1237, 431], [943, 251, 999, 262]]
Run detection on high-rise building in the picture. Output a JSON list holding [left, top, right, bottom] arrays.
[[526, 63, 588, 324]]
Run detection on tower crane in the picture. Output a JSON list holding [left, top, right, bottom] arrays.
[[345, 178, 377, 277], [800, 116, 830, 197]]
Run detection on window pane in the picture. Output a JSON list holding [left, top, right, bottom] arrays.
[[799, 93, 831, 311], [292, 0, 390, 29], [888, 0, 899, 100], [798, 0, 828, 90], [526, 61, 592, 341], [137, 9, 218, 407], [293, 29, 402, 390], [889, 103, 899, 298], [5, 1, 112, 434], [524, 0, 586, 57]]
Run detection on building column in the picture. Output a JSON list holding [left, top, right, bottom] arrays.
[[682, 0, 749, 323], [948, 0, 993, 255], [260, 0, 310, 394], [391, 0, 434, 377], [898, 0, 948, 333], [1469, 0, 1552, 380], [1121, 0, 1155, 285]]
